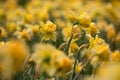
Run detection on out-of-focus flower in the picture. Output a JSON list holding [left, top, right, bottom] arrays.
[[78, 12, 91, 27], [5, 40, 29, 72], [111, 50, 120, 62], [20, 29, 31, 40], [24, 13, 32, 23], [6, 22, 16, 33], [39, 8, 49, 21], [87, 34, 105, 49], [14, 29, 32, 40], [106, 24, 116, 39], [55, 19, 66, 29], [91, 56, 99, 68], [0, 42, 4, 48], [0, 0, 119, 79], [56, 56, 72, 75], [75, 64, 82, 74], [115, 33, 120, 43], [96, 20, 107, 31], [40, 20, 57, 41], [4, 0, 17, 10], [0, 9, 3, 17], [87, 35, 111, 67], [95, 63, 120, 80], [69, 40, 78, 54], [0, 27, 7, 38], [76, 12, 99, 37], [62, 26, 72, 41], [15, 8, 24, 17], [91, 43, 110, 61], [85, 22, 99, 36], [106, 4, 120, 23], [62, 25, 82, 41], [0, 44, 12, 80], [32, 24, 39, 35], [65, 11, 77, 22], [31, 44, 72, 76]]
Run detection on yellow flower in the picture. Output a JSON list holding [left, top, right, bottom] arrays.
[[93, 36, 105, 45], [0, 44, 12, 80], [62, 26, 72, 41], [111, 50, 120, 62], [91, 43, 110, 61], [4, 0, 17, 10], [0, 27, 7, 38], [75, 64, 82, 74], [88, 35, 110, 61], [95, 63, 120, 80], [91, 56, 99, 68], [62, 25, 82, 41], [40, 20, 57, 41], [78, 12, 91, 27], [31, 44, 72, 76], [0, 9, 3, 17], [14, 29, 32, 40], [106, 24, 116, 39], [69, 40, 78, 54], [0, 42, 4, 48], [39, 9, 49, 21], [78, 13, 99, 36], [96, 20, 107, 31], [115, 33, 120, 43], [87, 35, 105, 49], [32, 24, 39, 35], [57, 57, 72, 75], [65, 11, 77, 22], [15, 8, 23, 17], [6, 22, 16, 33], [55, 19, 66, 29], [24, 13, 32, 23], [5, 40, 29, 72], [20, 29, 30, 40], [85, 22, 99, 36]]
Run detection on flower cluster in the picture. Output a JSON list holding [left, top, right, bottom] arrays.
[[0, 0, 119, 80]]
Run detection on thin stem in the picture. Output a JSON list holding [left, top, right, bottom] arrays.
[[73, 56, 93, 80], [22, 53, 32, 78], [70, 44, 87, 80], [40, 37, 45, 43], [64, 22, 79, 55], [64, 34, 73, 55], [58, 42, 67, 50]]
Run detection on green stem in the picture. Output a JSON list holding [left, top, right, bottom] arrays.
[[73, 55, 93, 80], [70, 44, 86, 80], [64, 22, 79, 55], [64, 34, 73, 55], [40, 37, 45, 43]]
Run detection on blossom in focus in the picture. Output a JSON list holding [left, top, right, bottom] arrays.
[[40, 21, 57, 41]]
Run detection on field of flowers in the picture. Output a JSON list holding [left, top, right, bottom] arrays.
[[0, 0, 120, 80]]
